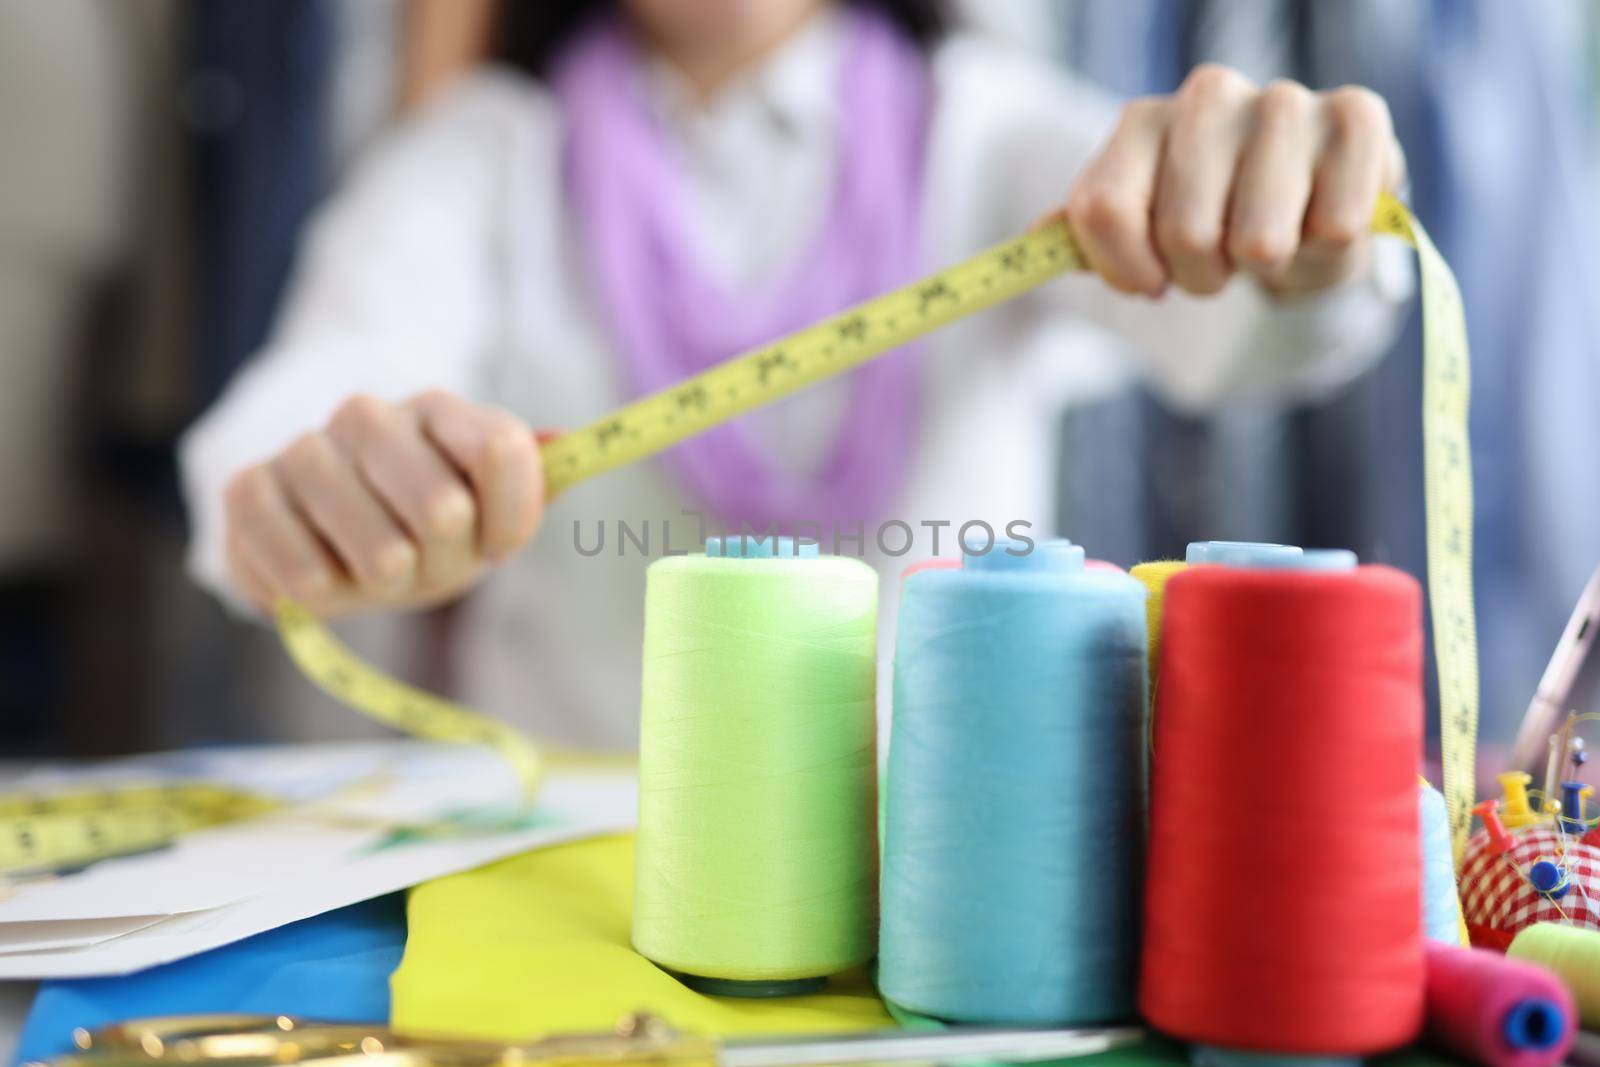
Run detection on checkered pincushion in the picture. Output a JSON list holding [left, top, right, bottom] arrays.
[[1459, 826, 1600, 950]]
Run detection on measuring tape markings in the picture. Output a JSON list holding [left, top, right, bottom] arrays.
[[540, 223, 1086, 494], [1371, 197, 1480, 860], [0, 783, 258, 819], [11, 195, 1477, 875], [276, 601, 544, 800], [1, 785, 280, 879]]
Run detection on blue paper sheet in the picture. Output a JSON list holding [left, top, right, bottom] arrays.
[[12, 894, 404, 1064]]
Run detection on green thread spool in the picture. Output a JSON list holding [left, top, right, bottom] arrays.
[[1507, 923, 1600, 1027], [632, 536, 879, 996]]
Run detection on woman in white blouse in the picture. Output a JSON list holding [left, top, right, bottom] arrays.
[[181, 0, 1411, 745]]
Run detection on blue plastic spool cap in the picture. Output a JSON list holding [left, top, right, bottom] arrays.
[[705, 535, 819, 559], [1502, 997, 1565, 1051], [964, 537, 1085, 573], [1186, 541, 1301, 566], [1527, 859, 1571, 899], [1285, 549, 1359, 571], [1186, 541, 1357, 572]]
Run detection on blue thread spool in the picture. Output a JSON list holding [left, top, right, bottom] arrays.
[[1186, 543, 1363, 1067], [1419, 782, 1461, 944], [880, 537, 1147, 1023]]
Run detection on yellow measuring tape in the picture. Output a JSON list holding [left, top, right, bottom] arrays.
[[276, 601, 544, 799], [1370, 197, 1480, 859], [283, 193, 1478, 847], [1, 784, 280, 879], [271, 203, 1094, 807], [539, 218, 1084, 493], [11, 194, 1477, 875]]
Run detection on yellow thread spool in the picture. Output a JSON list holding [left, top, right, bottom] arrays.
[[1130, 561, 1186, 689], [1508, 923, 1600, 1027], [1500, 771, 1538, 829]]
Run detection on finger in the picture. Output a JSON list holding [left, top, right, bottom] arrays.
[[1227, 80, 1319, 286], [412, 390, 545, 560], [225, 531, 277, 613], [274, 432, 418, 595], [327, 394, 479, 587], [1303, 86, 1395, 266], [1064, 96, 1170, 296], [1154, 64, 1256, 295], [231, 532, 361, 618], [223, 463, 348, 604]]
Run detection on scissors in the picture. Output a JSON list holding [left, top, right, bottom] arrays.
[[42, 1012, 1143, 1067]]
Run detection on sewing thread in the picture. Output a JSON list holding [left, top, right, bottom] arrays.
[[1507, 922, 1600, 1028], [1420, 781, 1465, 944], [632, 537, 878, 991], [1423, 941, 1575, 1067], [880, 538, 1147, 1023], [1140, 563, 1425, 1053], [1130, 560, 1186, 690]]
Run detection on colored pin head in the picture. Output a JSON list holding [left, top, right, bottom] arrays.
[[1562, 781, 1587, 835], [1474, 799, 1511, 856], [1528, 860, 1571, 900], [1500, 771, 1537, 829]]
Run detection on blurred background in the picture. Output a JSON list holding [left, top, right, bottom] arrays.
[[1, 0, 1597, 767]]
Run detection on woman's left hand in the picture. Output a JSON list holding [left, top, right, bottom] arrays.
[[1060, 65, 1406, 298]]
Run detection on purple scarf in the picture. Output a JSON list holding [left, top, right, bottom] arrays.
[[553, 8, 931, 532]]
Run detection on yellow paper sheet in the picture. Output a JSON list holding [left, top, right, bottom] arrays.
[[390, 833, 895, 1039]]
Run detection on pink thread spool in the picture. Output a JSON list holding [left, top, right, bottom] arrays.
[[1423, 942, 1575, 1067]]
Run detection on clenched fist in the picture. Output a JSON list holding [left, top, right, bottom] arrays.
[[223, 390, 545, 617], [1062, 65, 1406, 297]]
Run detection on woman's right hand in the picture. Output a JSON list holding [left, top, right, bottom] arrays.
[[222, 390, 546, 618]]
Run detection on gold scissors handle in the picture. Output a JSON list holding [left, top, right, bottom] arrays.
[[44, 1013, 1141, 1067], [46, 1013, 715, 1067]]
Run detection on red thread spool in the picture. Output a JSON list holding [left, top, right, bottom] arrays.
[[1140, 565, 1425, 1054], [1423, 942, 1575, 1067]]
